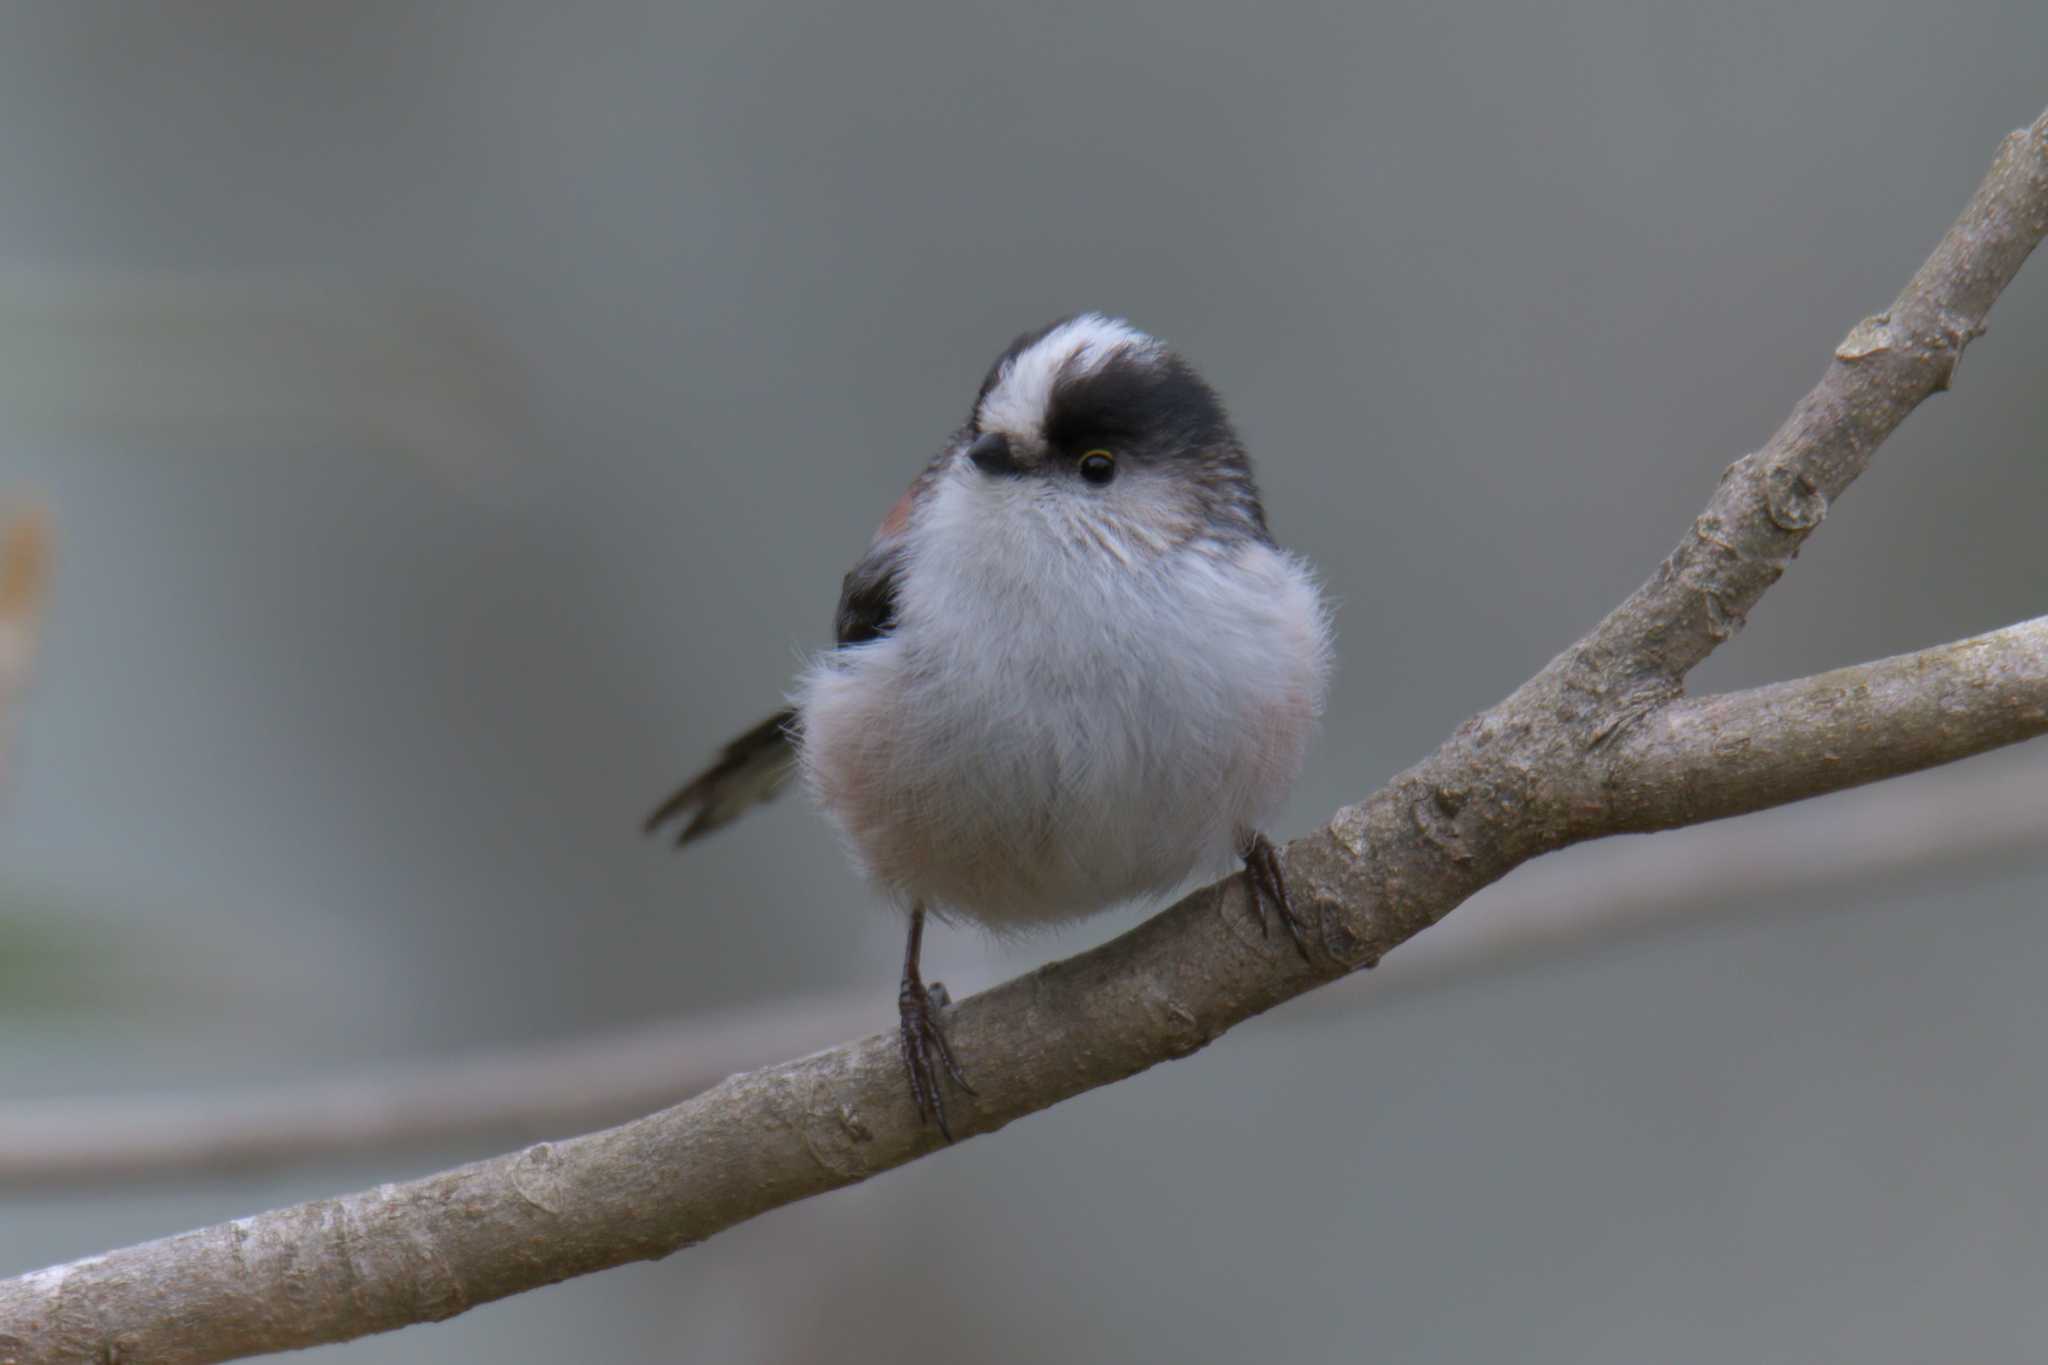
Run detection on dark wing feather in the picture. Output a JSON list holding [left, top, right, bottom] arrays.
[[648, 455, 925, 849], [643, 708, 799, 846], [834, 543, 903, 646]]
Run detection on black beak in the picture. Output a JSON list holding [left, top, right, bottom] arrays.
[[966, 431, 1021, 477]]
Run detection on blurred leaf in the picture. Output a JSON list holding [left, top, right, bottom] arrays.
[[0, 503, 49, 789], [0, 271, 535, 489], [0, 892, 158, 1018], [0, 882, 298, 1024]]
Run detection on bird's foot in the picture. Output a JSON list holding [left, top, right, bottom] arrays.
[[899, 972, 975, 1142], [1241, 830, 1313, 963]]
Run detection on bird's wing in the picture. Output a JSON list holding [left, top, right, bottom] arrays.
[[833, 431, 964, 646], [647, 444, 954, 846], [833, 538, 904, 646]]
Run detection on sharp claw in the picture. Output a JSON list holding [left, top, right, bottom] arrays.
[[1242, 831, 1313, 964], [925, 985, 977, 1095], [900, 979, 971, 1141]]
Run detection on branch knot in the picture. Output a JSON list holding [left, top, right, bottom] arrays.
[[1763, 466, 1828, 533], [1834, 313, 1894, 361]]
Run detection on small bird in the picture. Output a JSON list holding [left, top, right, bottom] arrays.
[[648, 314, 1333, 1138]]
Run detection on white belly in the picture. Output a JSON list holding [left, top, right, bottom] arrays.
[[794, 484, 1330, 929]]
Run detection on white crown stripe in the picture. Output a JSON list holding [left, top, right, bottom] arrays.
[[974, 313, 1160, 443]]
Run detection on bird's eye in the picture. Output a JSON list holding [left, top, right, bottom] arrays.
[[1079, 450, 1116, 485]]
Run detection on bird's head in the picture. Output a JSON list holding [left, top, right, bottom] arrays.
[[947, 313, 1269, 555]]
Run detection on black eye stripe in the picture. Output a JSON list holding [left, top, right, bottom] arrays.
[[1041, 352, 1231, 459]]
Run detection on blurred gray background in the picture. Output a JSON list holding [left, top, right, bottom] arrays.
[[1, 1, 2045, 1360]]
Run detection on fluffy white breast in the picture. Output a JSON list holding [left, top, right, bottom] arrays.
[[794, 459, 1332, 929]]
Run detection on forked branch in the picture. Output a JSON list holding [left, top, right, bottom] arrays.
[[2, 107, 2044, 1365]]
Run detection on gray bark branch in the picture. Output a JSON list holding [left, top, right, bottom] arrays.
[[8, 743, 2044, 1190], [3, 106, 2044, 1365]]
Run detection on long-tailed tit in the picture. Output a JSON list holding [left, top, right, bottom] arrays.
[[648, 314, 1333, 1138]]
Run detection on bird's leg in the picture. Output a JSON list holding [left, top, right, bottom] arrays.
[[899, 903, 975, 1141], [1239, 828, 1313, 963]]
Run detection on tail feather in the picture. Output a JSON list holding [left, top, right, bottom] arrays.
[[644, 708, 800, 846]]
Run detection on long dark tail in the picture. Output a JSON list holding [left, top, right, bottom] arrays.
[[644, 708, 800, 846]]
